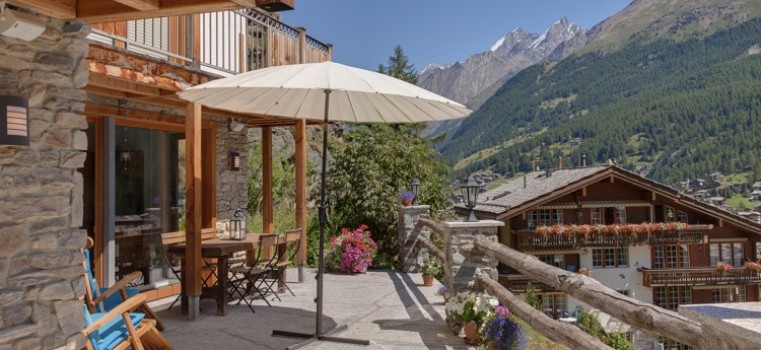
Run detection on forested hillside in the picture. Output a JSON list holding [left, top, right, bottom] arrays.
[[440, 17, 761, 186]]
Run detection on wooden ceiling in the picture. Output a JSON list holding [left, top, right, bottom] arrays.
[[12, 0, 258, 22]]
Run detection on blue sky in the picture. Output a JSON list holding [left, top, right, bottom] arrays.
[[281, 1, 634, 72]]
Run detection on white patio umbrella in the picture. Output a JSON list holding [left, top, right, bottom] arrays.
[[178, 61, 471, 347]]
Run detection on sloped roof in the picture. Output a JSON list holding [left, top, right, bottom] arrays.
[[468, 165, 611, 215]]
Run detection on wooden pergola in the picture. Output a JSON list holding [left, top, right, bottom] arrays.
[[16, 0, 319, 319]]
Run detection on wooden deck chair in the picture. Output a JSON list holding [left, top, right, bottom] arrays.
[[83, 238, 165, 331], [82, 293, 173, 350]]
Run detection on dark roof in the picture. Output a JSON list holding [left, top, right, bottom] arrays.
[[464, 165, 610, 215]]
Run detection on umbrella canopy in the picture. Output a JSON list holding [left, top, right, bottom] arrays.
[[178, 61, 470, 123]]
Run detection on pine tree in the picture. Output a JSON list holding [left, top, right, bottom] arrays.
[[378, 45, 418, 84]]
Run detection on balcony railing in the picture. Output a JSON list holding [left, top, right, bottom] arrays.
[[87, 7, 331, 77], [638, 267, 761, 287], [516, 224, 711, 251], [498, 274, 558, 294]]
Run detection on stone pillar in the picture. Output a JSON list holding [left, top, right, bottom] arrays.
[[0, 19, 90, 350], [444, 220, 503, 293], [398, 205, 430, 272], [215, 127, 248, 238]]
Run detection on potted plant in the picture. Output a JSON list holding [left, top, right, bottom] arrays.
[[399, 190, 415, 206], [482, 305, 528, 350], [715, 261, 732, 273], [421, 260, 441, 287], [445, 292, 498, 345]]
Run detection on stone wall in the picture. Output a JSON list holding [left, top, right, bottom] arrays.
[[398, 205, 430, 273], [446, 221, 502, 292], [215, 126, 249, 237], [0, 20, 90, 350]]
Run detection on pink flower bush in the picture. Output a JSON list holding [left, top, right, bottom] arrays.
[[328, 225, 378, 274]]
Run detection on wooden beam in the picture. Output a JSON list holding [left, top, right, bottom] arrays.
[[184, 102, 203, 318], [610, 175, 615, 183], [13, 0, 75, 19], [295, 120, 307, 267], [94, 118, 105, 283], [472, 237, 703, 348], [79, 0, 245, 23], [231, 0, 257, 6], [477, 275, 613, 350], [652, 191, 657, 201], [262, 126, 273, 234], [581, 187, 587, 197], [88, 73, 169, 97], [202, 128, 216, 229], [112, 0, 159, 11]]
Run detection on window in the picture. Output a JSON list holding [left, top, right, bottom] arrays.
[[654, 286, 691, 311], [653, 245, 689, 269], [527, 211, 536, 230], [590, 208, 602, 224], [592, 248, 628, 268], [537, 254, 566, 269], [711, 287, 746, 303], [540, 294, 567, 319], [658, 337, 694, 350], [614, 207, 626, 224], [665, 206, 676, 222], [710, 242, 744, 267], [676, 210, 688, 223], [617, 289, 630, 297], [529, 209, 563, 228]]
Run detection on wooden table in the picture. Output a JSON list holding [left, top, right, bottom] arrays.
[[167, 233, 295, 316]]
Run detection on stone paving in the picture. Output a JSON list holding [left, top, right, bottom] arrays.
[[152, 268, 473, 350]]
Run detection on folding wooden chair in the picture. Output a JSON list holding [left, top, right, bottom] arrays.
[[265, 228, 302, 299], [159, 229, 218, 310], [83, 238, 165, 331], [82, 293, 173, 350], [227, 234, 279, 313]]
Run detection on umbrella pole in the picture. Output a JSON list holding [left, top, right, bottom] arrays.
[[273, 89, 369, 349]]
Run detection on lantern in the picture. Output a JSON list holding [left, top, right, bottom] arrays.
[[461, 176, 479, 222], [410, 178, 421, 206], [229, 208, 247, 240]]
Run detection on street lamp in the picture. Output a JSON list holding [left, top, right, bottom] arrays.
[[461, 176, 479, 222], [411, 178, 421, 205]]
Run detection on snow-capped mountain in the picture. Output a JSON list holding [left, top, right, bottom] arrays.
[[418, 17, 586, 107]]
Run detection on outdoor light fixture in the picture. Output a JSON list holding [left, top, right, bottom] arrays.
[[228, 208, 247, 240], [410, 178, 421, 205], [229, 151, 241, 171], [0, 3, 46, 42], [0, 95, 28, 146], [461, 176, 479, 222]]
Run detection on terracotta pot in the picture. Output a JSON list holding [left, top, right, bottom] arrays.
[[422, 274, 434, 286], [463, 321, 480, 345], [402, 199, 412, 206]]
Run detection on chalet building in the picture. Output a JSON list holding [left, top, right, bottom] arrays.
[[464, 165, 761, 350], [0, 1, 324, 348]]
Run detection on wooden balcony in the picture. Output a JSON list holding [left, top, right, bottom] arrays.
[[498, 274, 558, 294], [638, 267, 761, 287], [88, 8, 331, 77], [516, 224, 711, 252]]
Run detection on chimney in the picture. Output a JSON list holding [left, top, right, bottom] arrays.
[[558, 156, 563, 170], [523, 175, 527, 188], [581, 153, 587, 167], [546, 169, 551, 178]]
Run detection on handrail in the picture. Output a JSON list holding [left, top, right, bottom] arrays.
[[638, 266, 761, 287], [413, 218, 452, 295], [470, 235, 704, 348], [477, 274, 613, 350], [88, 7, 331, 77]]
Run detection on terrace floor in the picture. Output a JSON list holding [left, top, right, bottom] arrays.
[[150, 269, 471, 349]]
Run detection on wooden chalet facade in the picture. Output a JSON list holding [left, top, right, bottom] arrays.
[[464, 165, 761, 349], [0, 2, 328, 345]]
